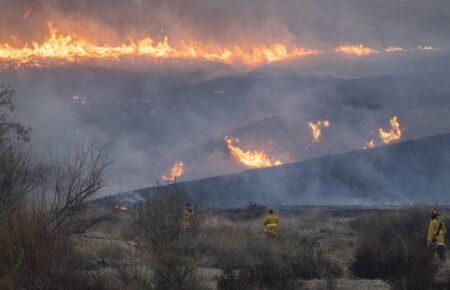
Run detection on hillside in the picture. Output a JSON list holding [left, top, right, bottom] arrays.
[[130, 133, 450, 207]]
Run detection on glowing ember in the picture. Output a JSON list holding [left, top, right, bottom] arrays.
[[23, 7, 32, 19], [224, 136, 282, 168], [335, 44, 378, 56], [362, 140, 376, 150], [308, 120, 330, 142], [418, 45, 440, 51], [115, 204, 128, 212], [72, 95, 87, 105], [385, 47, 406, 53], [162, 161, 184, 182], [379, 116, 402, 144], [0, 22, 319, 68]]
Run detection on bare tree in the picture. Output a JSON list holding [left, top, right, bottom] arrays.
[[0, 142, 45, 214], [0, 138, 112, 289], [132, 185, 207, 289], [133, 184, 188, 252], [43, 140, 112, 238], [0, 85, 30, 143]]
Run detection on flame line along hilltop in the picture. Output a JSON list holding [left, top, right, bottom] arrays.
[[0, 22, 318, 68], [0, 23, 442, 68]]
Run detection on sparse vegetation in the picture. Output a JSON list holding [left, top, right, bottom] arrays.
[[132, 185, 207, 290], [0, 89, 111, 289], [351, 206, 449, 290], [1, 84, 448, 289]]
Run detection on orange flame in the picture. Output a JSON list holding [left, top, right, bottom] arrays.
[[0, 22, 319, 68], [308, 120, 330, 142], [379, 116, 402, 144], [335, 44, 378, 56], [362, 140, 376, 150], [385, 47, 406, 53], [162, 161, 184, 182], [224, 136, 282, 168]]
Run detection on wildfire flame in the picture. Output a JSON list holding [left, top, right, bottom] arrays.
[[362, 140, 376, 150], [224, 136, 282, 168], [162, 161, 184, 182], [335, 44, 378, 56], [0, 22, 319, 68], [308, 120, 330, 142], [115, 204, 128, 212], [418, 45, 440, 51], [72, 95, 87, 105], [385, 47, 406, 53], [379, 116, 402, 144]]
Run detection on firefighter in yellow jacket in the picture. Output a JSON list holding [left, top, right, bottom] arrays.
[[183, 204, 195, 230], [427, 208, 447, 261], [263, 209, 279, 236]]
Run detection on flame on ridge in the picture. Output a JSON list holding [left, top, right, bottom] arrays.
[[379, 116, 402, 144], [162, 161, 184, 182], [0, 22, 319, 68], [362, 140, 376, 150], [224, 136, 282, 168], [385, 47, 406, 53], [308, 120, 330, 142], [335, 44, 378, 56]]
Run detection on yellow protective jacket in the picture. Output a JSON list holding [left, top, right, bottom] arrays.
[[263, 213, 279, 235], [183, 209, 195, 229], [427, 218, 446, 246]]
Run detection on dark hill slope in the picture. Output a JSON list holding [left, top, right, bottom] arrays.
[[146, 133, 450, 206]]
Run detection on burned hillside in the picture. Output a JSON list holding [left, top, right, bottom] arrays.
[[134, 133, 450, 207]]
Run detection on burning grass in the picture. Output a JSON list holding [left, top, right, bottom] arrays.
[[224, 136, 283, 168], [0, 22, 318, 68]]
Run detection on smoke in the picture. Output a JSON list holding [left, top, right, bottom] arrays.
[[1, 0, 450, 48], [1, 0, 450, 202]]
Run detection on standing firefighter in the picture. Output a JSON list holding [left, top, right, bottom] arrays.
[[427, 208, 447, 261], [263, 209, 279, 236], [183, 204, 195, 230]]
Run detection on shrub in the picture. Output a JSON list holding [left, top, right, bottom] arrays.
[[351, 206, 439, 289], [242, 202, 268, 220], [287, 245, 342, 280], [207, 222, 341, 290], [132, 185, 207, 290], [0, 139, 111, 289]]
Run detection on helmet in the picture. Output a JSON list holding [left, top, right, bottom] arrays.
[[431, 208, 439, 219]]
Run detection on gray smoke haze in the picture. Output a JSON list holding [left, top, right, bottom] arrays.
[[1, 0, 450, 48], [1, 0, 450, 201]]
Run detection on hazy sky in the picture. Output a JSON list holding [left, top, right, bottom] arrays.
[[1, 0, 450, 48]]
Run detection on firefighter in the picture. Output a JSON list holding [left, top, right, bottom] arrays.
[[183, 203, 195, 230], [427, 208, 447, 261], [263, 209, 279, 236]]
